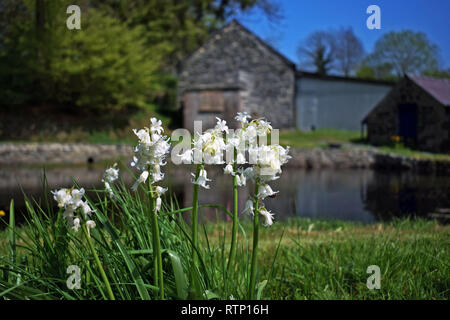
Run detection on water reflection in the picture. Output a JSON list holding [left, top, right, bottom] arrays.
[[1, 164, 449, 225]]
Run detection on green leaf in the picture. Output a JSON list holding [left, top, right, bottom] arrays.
[[203, 290, 220, 300], [256, 280, 268, 300], [95, 210, 151, 300], [8, 199, 16, 283], [167, 250, 188, 299]]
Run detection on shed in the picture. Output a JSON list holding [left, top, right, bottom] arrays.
[[362, 74, 450, 153], [296, 72, 393, 131]]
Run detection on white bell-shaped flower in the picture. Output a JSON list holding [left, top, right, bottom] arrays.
[[242, 200, 254, 216], [191, 169, 211, 189], [132, 170, 149, 191], [224, 163, 234, 175], [257, 184, 278, 200], [259, 208, 275, 227]]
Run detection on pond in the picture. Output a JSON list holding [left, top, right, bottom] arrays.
[[1, 164, 449, 226]]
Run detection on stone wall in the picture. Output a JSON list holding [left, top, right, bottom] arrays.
[[1, 142, 449, 175], [0, 143, 133, 165], [365, 77, 450, 153], [178, 20, 296, 130], [287, 146, 450, 174]]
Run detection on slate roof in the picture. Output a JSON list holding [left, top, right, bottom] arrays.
[[181, 19, 296, 69], [407, 74, 450, 106], [297, 70, 395, 86]]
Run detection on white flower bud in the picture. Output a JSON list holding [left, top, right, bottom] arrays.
[[86, 220, 96, 237], [72, 218, 81, 232], [155, 197, 162, 212]]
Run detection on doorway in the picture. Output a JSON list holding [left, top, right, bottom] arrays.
[[398, 104, 418, 146]]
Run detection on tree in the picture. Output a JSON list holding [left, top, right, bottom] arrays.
[[334, 27, 364, 76], [355, 61, 398, 82], [297, 27, 365, 76], [0, 0, 165, 109], [424, 68, 450, 79], [0, 0, 282, 110], [297, 30, 335, 75], [365, 30, 440, 77], [0, 0, 36, 106], [97, 0, 282, 70]]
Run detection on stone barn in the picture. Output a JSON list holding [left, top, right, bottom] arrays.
[[178, 20, 394, 131], [362, 74, 450, 153], [177, 20, 296, 131]]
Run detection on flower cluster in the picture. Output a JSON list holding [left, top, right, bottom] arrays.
[[102, 164, 119, 197], [131, 118, 171, 191], [179, 117, 229, 189], [224, 112, 290, 227], [51, 187, 96, 233], [193, 117, 228, 165]]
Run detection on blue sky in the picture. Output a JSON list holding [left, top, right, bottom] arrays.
[[235, 0, 450, 69]]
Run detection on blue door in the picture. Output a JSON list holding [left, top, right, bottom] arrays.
[[398, 104, 418, 145]]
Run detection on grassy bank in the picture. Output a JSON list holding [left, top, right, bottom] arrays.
[[1, 213, 448, 300], [279, 129, 361, 149], [377, 146, 450, 161], [279, 129, 450, 161], [204, 218, 449, 299], [1, 104, 176, 146]]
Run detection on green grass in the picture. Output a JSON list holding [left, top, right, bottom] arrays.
[[203, 218, 449, 300], [85, 104, 176, 145], [279, 129, 450, 161], [1, 197, 448, 300], [278, 129, 361, 149], [377, 146, 450, 161]]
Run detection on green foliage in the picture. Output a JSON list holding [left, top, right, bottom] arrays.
[[0, 0, 166, 110], [355, 62, 399, 82], [364, 30, 440, 77], [50, 10, 164, 110], [1, 197, 448, 300], [423, 68, 450, 79], [0, 173, 257, 300], [0, 0, 280, 111], [0, 0, 35, 106]]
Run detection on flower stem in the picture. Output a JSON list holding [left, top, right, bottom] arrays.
[[191, 164, 202, 263], [248, 180, 260, 299], [227, 150, 238, 273], [148, 178, 164, 299], [83, 224, 115, 300], [190, 164, 202, 297]]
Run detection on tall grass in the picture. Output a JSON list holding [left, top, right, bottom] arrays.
[[0, 179, 448, 300], [0, 174, 271, 300]]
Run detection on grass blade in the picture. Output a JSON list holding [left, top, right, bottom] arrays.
[[167, 250, 188, 299], [8, 199, 16, 283], [256, 280, 267, 300], [94, 209, 151, 300]]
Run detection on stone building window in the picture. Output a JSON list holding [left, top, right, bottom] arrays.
[[198, 91, 224, 113]]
